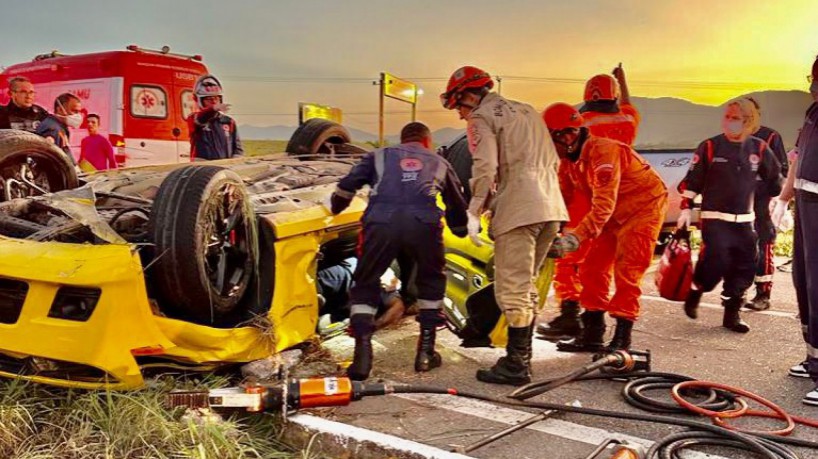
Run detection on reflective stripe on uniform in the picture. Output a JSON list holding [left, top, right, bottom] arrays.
[[700, 211, 755, 223], [795, 178, 818, 195], [434, 158, 448, 188], [350, 303, 378, 316], [584, 114, 636, 125], [417, 299, 443, 310], [372, 149, 385, 196], [334, 186, 355, 199], [755, 274, 775, 283], [682, 190, 697, 199]]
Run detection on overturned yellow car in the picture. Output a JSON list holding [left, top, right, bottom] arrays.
[[0, 121, 554, 390]]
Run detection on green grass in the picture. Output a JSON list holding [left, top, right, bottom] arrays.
[[689, 228, 793, 257], [243, 140, 290, 157], [0, 377, 307, 459]]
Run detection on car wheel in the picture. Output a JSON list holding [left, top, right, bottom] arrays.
[[149, 165, 258, 325], [0, 130, 79, 202], [286, 119, 354, 160]]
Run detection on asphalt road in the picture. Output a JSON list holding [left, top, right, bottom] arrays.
[[317, 257, 818, 459]]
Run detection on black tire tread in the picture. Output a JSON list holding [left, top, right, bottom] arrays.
[[149, 165, 255, 324], [0, 129, 79, 191], [285, 119, 351, 159]]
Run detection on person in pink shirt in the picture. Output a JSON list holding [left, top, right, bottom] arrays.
[[79, 114, 118, 170]]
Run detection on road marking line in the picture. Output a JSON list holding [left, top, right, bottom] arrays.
[[289, 413, 473, 459], [395, 393, 728, 459]]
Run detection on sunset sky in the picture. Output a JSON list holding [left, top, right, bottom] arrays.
[[1, 0, 816, 134]]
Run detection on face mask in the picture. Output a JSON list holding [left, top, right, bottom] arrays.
[[724, 120, 744, 136], [64, 113, 83, 128]]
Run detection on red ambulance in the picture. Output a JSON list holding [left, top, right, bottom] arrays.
[[0, 46, 209, 167]]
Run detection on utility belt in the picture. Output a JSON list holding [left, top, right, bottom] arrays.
[[700, 211, 755, 223], [795, 178, 818, 196]]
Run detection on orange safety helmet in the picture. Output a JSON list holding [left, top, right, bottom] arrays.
[[543, 103, 584, 131], [584, 74, 621, 102], [440, 66, 494, 109]]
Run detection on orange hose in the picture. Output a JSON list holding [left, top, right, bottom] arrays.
[[670, 380, 818, 436]]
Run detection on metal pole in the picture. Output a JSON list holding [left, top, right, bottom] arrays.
[[455, 409, 555, 454], [378, 72, 386, 147]]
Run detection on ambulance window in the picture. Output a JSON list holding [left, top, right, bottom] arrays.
[[181, 90, 196, 119], [130, 85, 167, 119]]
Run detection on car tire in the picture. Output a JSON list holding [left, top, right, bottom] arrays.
[[0, 129, 79, 201], [286, 119, 353, 160], [149, 165, 258, 325]]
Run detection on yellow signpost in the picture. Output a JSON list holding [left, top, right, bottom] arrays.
[[378, 72, 420, 146], [298, 102, 343, 125]]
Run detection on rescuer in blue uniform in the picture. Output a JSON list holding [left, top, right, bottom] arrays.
[[774, 55, 818, 405], [743, 97, 789, 311], [328, 122, 469, 381], [187, 74, 243, 161], [678, 98, 782, 334]]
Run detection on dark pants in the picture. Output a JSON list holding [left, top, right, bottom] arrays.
[[794, 191, 818, 380], [754, 199, 776, 296], [350, 212, 445, 314], [693, 219, 757, 300]]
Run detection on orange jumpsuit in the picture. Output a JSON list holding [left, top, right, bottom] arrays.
[[561, 136, 667, 321], [552, 104, 640, 303]]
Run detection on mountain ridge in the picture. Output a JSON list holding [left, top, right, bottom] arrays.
[[240, 90, 813, 149]]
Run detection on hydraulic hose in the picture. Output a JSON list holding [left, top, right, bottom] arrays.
[[672, 381, 818, 435], [647, 430, 800, 459], [371, 375, 818, 455], [450, 387, 799, 459]]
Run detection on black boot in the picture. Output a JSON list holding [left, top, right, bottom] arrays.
[[745, 287, 771, 311], [415, 326, 442, 372], [458, 322, 493, 348], [684, 289, 703, 319], [557, 311, 606, 353], [535, 299, 581, 342], [476, 326, 532, 386], [346, 313, 375, 380], [605, 318, 634, 351], [722, 297, 750, 333]]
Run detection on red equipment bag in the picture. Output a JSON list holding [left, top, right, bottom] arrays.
[[655, 229, 694, 301]]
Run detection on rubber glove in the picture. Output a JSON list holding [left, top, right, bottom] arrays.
[[677, 209, 692, 229], [467, 212, 482, 247], [770, 199, 788, 229]]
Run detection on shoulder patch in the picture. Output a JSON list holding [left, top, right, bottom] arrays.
[[593, 163, 615, 187], [467, 123, 481, 154]]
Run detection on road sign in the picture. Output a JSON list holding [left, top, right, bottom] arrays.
[[383, 72, 418, 104], [299, 102, 342, 125]]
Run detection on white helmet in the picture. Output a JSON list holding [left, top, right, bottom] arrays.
[[193, 74, 224, 108]]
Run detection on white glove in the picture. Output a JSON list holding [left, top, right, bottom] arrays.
[[770, 198, 788, 229], [321, 194, 334, 213], [677, 209, 692, 229], [213, 103, 232, 113], [779, 210, 794, 232], [467, 212, 482, 247]]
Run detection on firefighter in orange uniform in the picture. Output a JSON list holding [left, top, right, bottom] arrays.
[[537, 65, 641, 342], [543, 103, 667, 352]]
